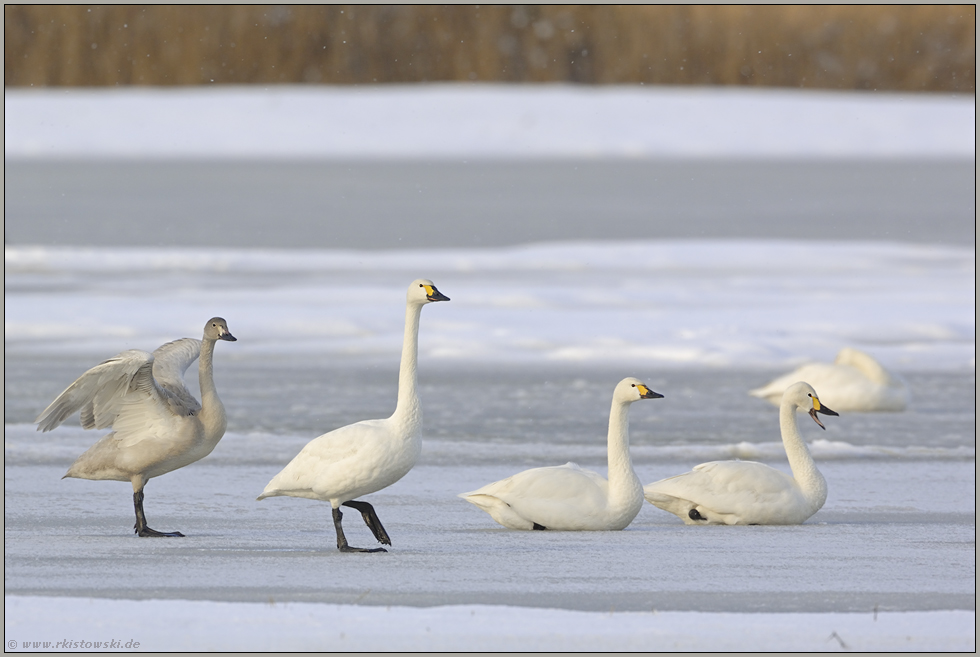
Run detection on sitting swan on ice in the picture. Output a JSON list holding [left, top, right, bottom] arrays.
[[258, 279, 449, 552], [35, 318, 237, 537], [644, 381, 838, 525], [749, 347, 907, 412], [459, 377, 662, 531]]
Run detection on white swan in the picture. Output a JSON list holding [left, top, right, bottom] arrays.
[[459, 378, 662, 531], [258, 279, 449, 552], [644, 381, 838, 525], [35, 317, 237, 537], [750, 347, 907, 412]]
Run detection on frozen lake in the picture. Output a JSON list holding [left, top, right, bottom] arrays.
[[4, 85, 975, 650]]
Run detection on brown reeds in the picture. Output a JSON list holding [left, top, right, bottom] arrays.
[[4, 5, 975, 92]]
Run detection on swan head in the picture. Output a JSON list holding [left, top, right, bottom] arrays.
[[203, 317, 237, 342], [408, 279, 450, 305], [784, 381, 838, 430], [615, 377, 664, 403]]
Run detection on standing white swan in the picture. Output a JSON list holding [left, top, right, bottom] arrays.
[[750, 347, 907, 412], [35, 317, 237, 537], [459, 378, 662, 531], [258, 279, 449, 552], [644, 381, 838, 525]]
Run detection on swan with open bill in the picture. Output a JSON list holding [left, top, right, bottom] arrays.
[[644, 381, 838, 525], [258, 279, 449, 552], [459, 377, 662, 531], [749, 347, 907, 412], [35, 317, 237, 537]]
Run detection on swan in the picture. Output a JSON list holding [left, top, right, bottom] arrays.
[[459, 378, 662, 531], [749, 348, 907, 412], [35, 317, 237, 537], [644, 381, 838, 525], [258, 279, 449, 552]]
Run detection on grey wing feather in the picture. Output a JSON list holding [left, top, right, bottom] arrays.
[[35, 350, 154, 432], [152, 338, 202, 415]]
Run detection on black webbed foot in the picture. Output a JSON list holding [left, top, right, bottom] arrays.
[[137, 526, 185, 538], [532, 522, 547, 530], [339, 545, 388, 553], [688, 508, 706, 521], [133, 490, 184, 537]]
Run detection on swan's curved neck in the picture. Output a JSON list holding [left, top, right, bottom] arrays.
[[779, 401, 827, 510], [392, 301, 423, 428], [606, 399, 640, 499], [197, 337, 227, 442]]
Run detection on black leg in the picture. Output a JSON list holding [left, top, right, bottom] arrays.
[[688, 508, 707, 522], [342, 500, 392, 546], [332, 507, 386, 553], [133, 490, 184, 538], [532, 522, 547, 530]]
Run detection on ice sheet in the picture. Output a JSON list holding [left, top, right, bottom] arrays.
[[6, 240, 975, 370], [5, 85, 974, 160]]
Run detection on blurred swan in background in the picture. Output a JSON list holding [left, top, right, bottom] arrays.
[[750, 347, 907, 412]]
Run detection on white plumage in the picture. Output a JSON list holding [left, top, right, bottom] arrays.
[[644, 381, 838, 525], [750, 348, 907, 412], [460, 377, 662, 531], [258, 279, 449, 552], [35, 317, 236, 537]]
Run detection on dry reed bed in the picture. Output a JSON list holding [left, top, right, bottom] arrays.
[[4, 5, 975, 91]]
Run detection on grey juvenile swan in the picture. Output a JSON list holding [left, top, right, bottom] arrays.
[[35, 317, 236, 537]]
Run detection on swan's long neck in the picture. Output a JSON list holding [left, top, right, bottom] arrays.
[[391, 301, 423, 431], [606, 399, 641, 502], [196, 337, 227, 443], [779, 400, 827, 510]]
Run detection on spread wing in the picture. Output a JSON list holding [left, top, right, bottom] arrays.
[[35, 347, 198, 433], [152, 338, 202, 416]]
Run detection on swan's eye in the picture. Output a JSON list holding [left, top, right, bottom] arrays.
[[631, 384, 636, 387]]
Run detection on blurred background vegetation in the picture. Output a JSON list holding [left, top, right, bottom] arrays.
[[4, 4, 975, 92]]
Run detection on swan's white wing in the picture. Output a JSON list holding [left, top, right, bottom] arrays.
[[645, 461, 800, 520], [261, 419, 418, 501], [152, 338, 202, 416], [464, 463, 611, 529], [471, 463, 607, 500]]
